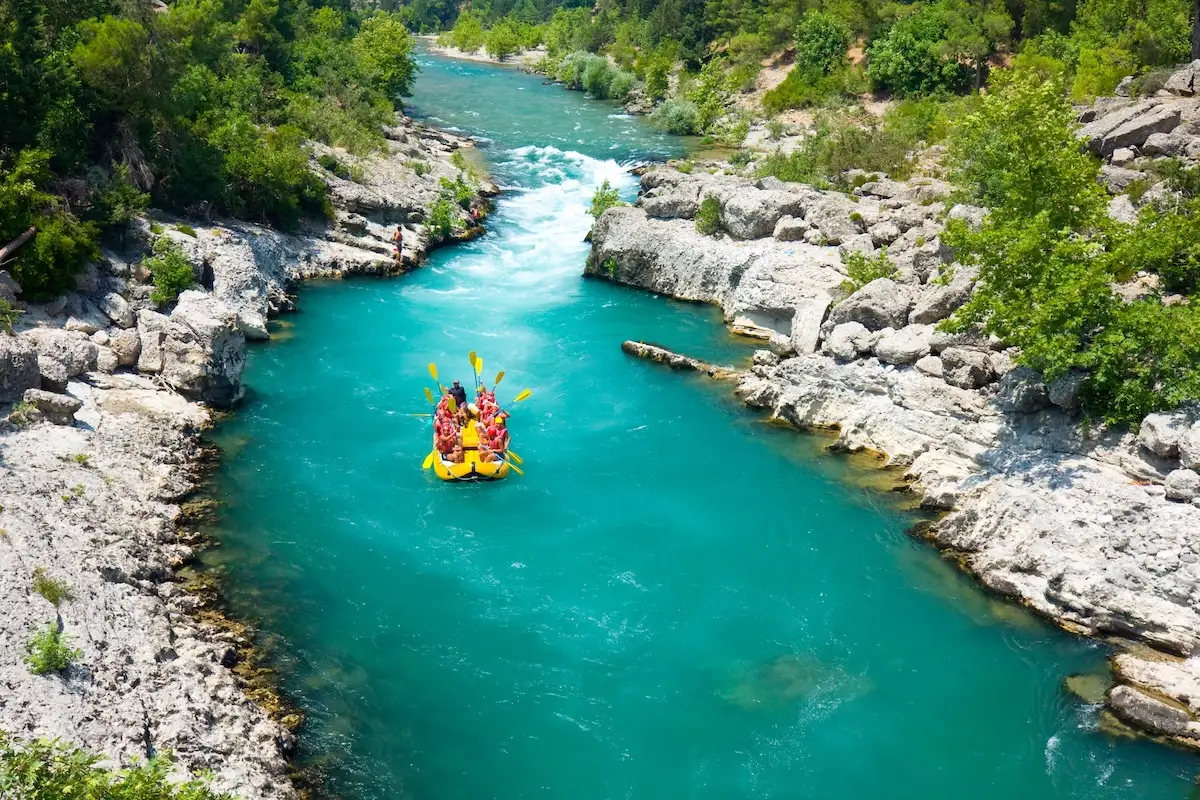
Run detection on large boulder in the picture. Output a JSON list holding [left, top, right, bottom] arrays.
[[22, 388, 81, 426], [1139, 410, 1191, 458], [909, 265, 977, 324], [640, 183, 701, 220], [1048, 369, 1087, 410], [773, 215, 808, 241], [1142, 132, 1193, 157], [806, 194, 861, 245], [827, 279, 914, 331], [97, 291, 135, 328], [1177, 425, 1200, 470], [1165, 468, 1200, 502], [821, 321, 873, 361], [1099, 106, 1182, 156], [136, 310, 170, 373], [38, 357, 70, 393], [110, 328, 142, 367], [941, 347, 995, 389], [22, 328, 98, 377], [162, 291, 246, 407], [1107, 194, 1139, 225], [717, 187, 807, 240], [1164, 60, 1200, 96], [0, 334, 41, 402], [1099, 165, 1144, 194], [997, 366, 1051, 414], [873, 324, 934, 365]]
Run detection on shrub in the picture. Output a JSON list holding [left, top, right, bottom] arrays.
[[867, 5, 973, 96], [438, 176, 474, 209], [794, 11, 853, 75], [695, 196, 721, 235], [840, 250, 896, 293], [427, 197, 456, 242], [729, 149, 753, 168], [0, 732, 234, 799], [582, 57, 616, 97], [144, 239, 197, 306], [644, 54, 671, 101], [1071, 46, 1136, 100], [318, 153, 355, 180], [767, 120, 786, 140], [174, 224, 197, 238], [589, 180, 624, 218], [0, 299, 22, 334], [24, 624, 82, 675], [8, 401, 38, 427], [675, 160, 694, 174], [650, 99, 699, 135], [608, 70, 637, 102], [32, 568, 73, 607], [407, 159, 430, 176]]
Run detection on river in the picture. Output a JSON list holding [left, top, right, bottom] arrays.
[[204, 53, 1198, 799]]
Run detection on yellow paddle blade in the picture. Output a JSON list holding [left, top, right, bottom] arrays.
[[474, 356, 483, 376], [468, 351, 477, 372], [427, 362, 439, 382], [506, 450, 523, 464], [446, 396, 458, 414], [407, 413, 432, 417], [424, 387, 434, 405], [505, 458, 524, 476], [422, 451, 435, 469], [514, 389, 531, 403], [494, 370, 505, 386]]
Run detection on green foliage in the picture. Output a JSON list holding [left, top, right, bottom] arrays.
[[949, 72, 1103, 229], [444, 11, 484, 52], [695, 195, 721, 235], [867, 5, 974, 96], [650, 98, 700, 134], [8, 401, 39, 428], [589, 180, 625, 218], [174, 224, 197, 238], [0, 731, 234, 799], [674, 160, 694, 173], [73, 453, 90, 465], [31, 568, 73, 607], [24, 624, 82, 675], [407, 159, 431, 177], [762, 66, 866, 113], [1150, 158, 1200, 198], [1070, 46, 1135, 100], [438, 176, 474, 209], [794, 11, 853, 75], [683, 58, 730, 133], [0, 151, 98, 300], [352, 14, 417, 100], [1110, 202, 1200, 292], [643, 50, 673, 101], [0, 300, 22, 334], [427, 197, 457, 242], [144, 239, 197, 306], [840, 249, 897, 293], [486, 18, 524, 61]]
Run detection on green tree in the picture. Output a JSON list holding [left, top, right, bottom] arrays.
[[450, 10, 487, 51], [937, 0, 1014, 89], [867, 4, 974, 96], [794, 11, 853, 75], [486, 17, 524, 60], [353, 14, 417, 100]]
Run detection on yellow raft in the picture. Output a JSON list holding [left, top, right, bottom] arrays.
[[432, 420, 511, 482]]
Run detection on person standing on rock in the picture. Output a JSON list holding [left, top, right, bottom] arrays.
[[392, 225, 404, 265]]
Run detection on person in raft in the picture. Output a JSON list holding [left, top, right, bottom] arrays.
[[448, 379, 468, 409]]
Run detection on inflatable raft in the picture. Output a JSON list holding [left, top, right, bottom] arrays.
[[433, 419, 511, 482]]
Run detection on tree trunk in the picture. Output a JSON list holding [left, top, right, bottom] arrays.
[[0, 227, 36, 266], [1193, 0, 1200, 60]]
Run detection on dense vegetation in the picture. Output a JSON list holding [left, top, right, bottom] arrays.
[[0, 0, 417, 299], [429, 0, 1198, 138], [0, 732, 233, 799], [944, 70, 1200, 424]]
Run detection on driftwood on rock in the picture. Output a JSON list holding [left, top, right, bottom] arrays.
[[0, 226, 36, 266], [621, 340, 742, 380]]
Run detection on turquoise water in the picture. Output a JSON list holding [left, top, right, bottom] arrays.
[[205, 54, 1199, 799]]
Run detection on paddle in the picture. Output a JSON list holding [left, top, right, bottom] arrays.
[[407, 413, 432, 417], [422, 451, 436, 469], [502, 389, 532, 411], [428, 362, 444, 392], [446, 396, 458, 414], [504, 457, 524, 476], [474, 355, 484, 381], [506, 450, 523, 464], [493, 370, 505, 388], [468, 351, 478, 389], [424, 387, 434, 405]]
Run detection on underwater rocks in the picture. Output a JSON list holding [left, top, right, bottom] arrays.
[[589, 163, 1200, 751]]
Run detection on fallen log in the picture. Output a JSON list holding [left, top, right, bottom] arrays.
[[0, 226, 36, 265]]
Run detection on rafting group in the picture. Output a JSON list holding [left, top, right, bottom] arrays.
[[422, 355, 530, 482], [435, 380, 510, 464]]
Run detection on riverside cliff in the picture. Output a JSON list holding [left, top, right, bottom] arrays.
[[588, 71, 1200, 752], [0, 116, 490, 797]]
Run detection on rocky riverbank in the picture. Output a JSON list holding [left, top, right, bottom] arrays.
[[0, 115, 491, 796], [588, 72, 1200, 753]]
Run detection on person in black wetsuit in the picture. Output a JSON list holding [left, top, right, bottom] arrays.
[[449, 379, 467, 408]]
